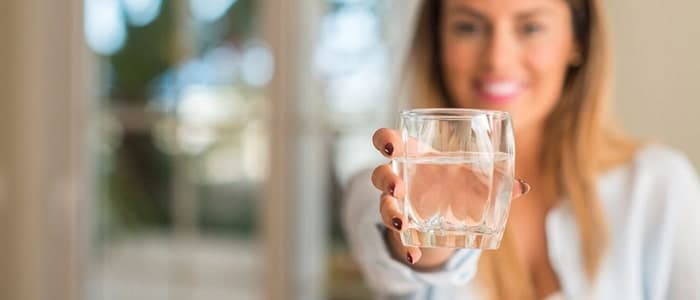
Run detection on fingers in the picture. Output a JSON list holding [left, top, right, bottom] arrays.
[[372, 128, 417, 265], [385, 229, 423, 265], [379, 193, 405, 232], [371, 164, 405, 199], [372, 128, 403, 158], [380, 193, 423, 265], [511, 178, 532, 199], [405, 245, 422, 265]]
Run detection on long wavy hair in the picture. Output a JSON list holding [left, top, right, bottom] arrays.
[[405, 0, 638, 298]]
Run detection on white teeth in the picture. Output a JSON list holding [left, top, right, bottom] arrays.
[[482, 82, 519, 95]]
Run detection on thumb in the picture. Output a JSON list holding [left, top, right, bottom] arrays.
[[512, 178, 531, 199]]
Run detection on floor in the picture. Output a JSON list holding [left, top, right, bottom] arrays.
[[88, 234, 261, 300]]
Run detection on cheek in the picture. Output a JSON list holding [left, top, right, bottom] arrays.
[[441, 41, 479, 106], [529, 46, 570, 101], [517, 44, 572, 128]]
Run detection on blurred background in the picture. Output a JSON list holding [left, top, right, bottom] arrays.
[[0, 0, 698, 300]]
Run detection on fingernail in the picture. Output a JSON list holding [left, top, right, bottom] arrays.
[[391, 217, 402, 231], [389, 183, 396, 196], [406, 252, 414, 264], [384, 143, 394, 156], [517, 178, 531, 196]]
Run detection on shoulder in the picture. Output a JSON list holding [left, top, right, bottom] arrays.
[[631, 144, 698, 179], [599, 144, 699, 224], [601, 144, 698, 193], [627, 144, 700, 202]]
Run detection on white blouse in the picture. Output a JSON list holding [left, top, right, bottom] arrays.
[[342, 145, 700, 299]]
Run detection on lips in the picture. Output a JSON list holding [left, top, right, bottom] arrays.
[[474, 80, 524, 104]]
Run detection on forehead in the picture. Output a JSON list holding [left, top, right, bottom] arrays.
[[442, 0, 570, 19]]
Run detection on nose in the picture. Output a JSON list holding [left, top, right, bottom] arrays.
[[483, 26, 518, 73]]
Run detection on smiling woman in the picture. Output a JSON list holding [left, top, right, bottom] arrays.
[[343, 0, 700, 299], [2, 0, 698, 299], [439, 0, 578, 132]]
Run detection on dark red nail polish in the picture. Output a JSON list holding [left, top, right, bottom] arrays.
[[384, 143, 394, 156], [517, 178, 531, 196], [391, 217, 402, 230], [406, 252, 413, 264], [389, 183, 396, 196]]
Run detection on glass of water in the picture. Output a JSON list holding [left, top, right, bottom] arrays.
[[394, 108, 515, 249]]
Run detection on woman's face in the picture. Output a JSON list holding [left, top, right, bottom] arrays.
[[440, 0, 577, 132]]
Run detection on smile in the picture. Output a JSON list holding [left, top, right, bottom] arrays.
[[474, 80, 524, 104]]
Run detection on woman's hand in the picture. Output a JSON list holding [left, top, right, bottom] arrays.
[[370, 128, 531, 270]]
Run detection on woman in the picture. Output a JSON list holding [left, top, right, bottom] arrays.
[[342, 0, 700, 299]]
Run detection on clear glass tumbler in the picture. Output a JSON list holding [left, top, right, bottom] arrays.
[[394, 108, 515, 249]]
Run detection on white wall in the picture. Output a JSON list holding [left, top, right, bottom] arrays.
[[608, 0, 700, 168]]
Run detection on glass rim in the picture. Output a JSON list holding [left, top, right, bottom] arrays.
[[400, 108, 510, 120]]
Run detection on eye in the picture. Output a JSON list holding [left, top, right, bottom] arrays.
[[521, 22, 544, 35], [452, 21, 482, 35]]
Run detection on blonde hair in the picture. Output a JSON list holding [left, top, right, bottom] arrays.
[[405, 0, 638, 298]]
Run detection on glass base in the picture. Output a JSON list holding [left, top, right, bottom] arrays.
[[400, 227, 503, 249]]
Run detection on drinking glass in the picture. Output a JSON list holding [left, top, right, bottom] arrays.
[[393, 108, 515, 249]]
